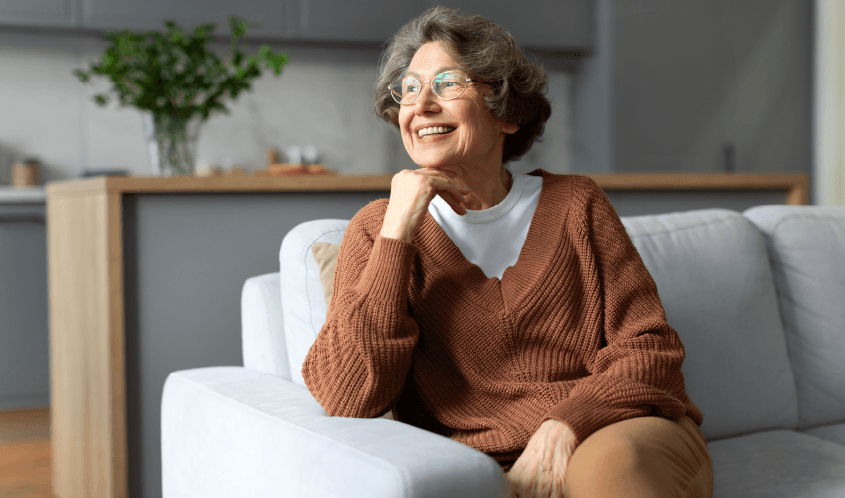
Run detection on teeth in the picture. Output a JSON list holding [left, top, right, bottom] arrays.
[[418, 126, 456, 138]]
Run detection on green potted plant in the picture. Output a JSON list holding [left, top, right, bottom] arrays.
[[74, 16, 290, 176]]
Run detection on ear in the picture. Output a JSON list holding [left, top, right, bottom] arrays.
[[500, 121, 519, 135]]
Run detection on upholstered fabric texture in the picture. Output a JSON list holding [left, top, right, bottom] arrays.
[[744, 206, 845, 430], [162, 366, 507, 497], [621, 209, 798, 440], [240, 273, 289, 380], [279, 219, 348, 387], [708, 430, 845, 497]]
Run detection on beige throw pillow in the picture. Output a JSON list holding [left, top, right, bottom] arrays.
[[309, 241, 395, 421], [311, 241, 340, 309]]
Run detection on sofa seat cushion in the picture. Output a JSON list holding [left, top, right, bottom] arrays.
[[708, 430, 845, 497], [744, 206, 845, 430], [621, 209, 798, 441], [803, 423, 845, 447]]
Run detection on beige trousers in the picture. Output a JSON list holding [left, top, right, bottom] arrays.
[[564, 415, 713, 498]]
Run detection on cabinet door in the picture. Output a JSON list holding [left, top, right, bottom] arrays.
[[81, 0, 288, 38], [421, 0, 594, 50], [610, 0, 811, 174], [0, 0, 78, 27], [295, 0, 426, 43], [612, 1, 723, 173], [0, 205, 49, 411]]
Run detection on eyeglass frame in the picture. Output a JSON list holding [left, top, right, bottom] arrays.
[[388, 70, 490, 105]]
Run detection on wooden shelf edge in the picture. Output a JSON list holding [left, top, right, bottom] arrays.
[[586, 172, 808, 191], [45, 172, 809, 205]]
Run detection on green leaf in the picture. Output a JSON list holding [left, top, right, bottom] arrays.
[[265, 53, 289, 74], [72, 15, 288, 115], [229, 16, 247, 38]]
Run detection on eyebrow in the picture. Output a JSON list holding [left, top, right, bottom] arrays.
[[405, 66, 464, 79]]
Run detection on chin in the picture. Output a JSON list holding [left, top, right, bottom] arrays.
[[411, 153, 457, 171]]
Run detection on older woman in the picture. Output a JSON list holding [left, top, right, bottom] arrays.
[[303, 6, 713, 498]]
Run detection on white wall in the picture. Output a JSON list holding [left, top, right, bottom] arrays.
[[0, 28, 573, 185]]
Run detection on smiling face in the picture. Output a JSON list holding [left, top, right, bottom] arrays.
[[398, 41, 518, 172]]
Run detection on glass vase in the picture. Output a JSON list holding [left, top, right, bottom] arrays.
[[143, 112, 203, 176]]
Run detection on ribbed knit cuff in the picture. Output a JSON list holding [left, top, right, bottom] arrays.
[[355, 235, 418, 307], [542, 393, 625, 447]]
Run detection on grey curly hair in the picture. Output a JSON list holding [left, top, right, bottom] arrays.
[[374, 6, 552, 164]]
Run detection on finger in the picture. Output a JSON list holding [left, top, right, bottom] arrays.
[[419, 169, 471, 193], [430, 178, 472, 211], [437, 192, 468, 215], [429, 173, 470, 195]]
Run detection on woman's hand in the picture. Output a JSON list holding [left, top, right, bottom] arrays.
[[506, 420, 578, 498], [380, 168, 480, 243]]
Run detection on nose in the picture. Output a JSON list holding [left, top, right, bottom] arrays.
[[413, 81, 440, 113]]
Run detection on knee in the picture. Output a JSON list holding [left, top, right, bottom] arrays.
[[577, 432, 649, 477]]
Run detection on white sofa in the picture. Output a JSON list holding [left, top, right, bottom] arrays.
[[162, 205, 845, 497]]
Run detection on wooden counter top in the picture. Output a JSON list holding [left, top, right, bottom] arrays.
[[46, 172, 809, 205], [45, 173, 395, 195]]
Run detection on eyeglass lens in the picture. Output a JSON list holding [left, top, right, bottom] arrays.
[[390, 71, 467, 104]]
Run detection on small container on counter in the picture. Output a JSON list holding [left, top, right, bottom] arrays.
[[10, 158, 40, 188]]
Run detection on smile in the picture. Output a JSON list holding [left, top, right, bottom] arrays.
[[418, 126, 456, 138]]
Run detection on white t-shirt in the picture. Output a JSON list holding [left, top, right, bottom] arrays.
[[428, 171, 544, 279]]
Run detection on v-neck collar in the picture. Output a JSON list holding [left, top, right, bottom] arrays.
[[415, 169, 572, 313]]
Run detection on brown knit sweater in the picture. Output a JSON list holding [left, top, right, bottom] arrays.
[[302, 169, 703, 469]]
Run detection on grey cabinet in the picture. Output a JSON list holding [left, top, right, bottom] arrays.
[[293, 0, 594, 49], [79, 0, 289, 38], [0, 203, 49, 411], [573, 0, 812, 175], [2, 0, 595, 50], [294, 0, 426, 42], [0, 0, 79, 27], [426, 0, 594, 50]]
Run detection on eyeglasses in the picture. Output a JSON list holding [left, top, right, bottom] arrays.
[[389, 70, 486, 105]]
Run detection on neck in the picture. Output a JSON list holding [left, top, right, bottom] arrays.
[[465, 167, 511, 210]]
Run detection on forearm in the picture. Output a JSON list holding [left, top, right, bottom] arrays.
[[303, 235, 419, 417], [379, 205, 416, 244]]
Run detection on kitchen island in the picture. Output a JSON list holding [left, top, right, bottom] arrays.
[[46, 171, 807, 498]]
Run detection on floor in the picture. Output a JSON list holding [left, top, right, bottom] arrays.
[[0, 408, 53, 498]]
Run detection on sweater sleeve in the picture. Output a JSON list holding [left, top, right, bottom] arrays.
[[302, 209, 420, 418], [542, 178, 702, 446]]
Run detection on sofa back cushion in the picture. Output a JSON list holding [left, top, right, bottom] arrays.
[[621, 209, 799, 440], [744, 206, 845, 430], [279, 219, 349, 387]]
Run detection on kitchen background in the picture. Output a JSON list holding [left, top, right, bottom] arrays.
[[0, 0, 815, 412], [0, 0, 813, 186], [0, 12, 574, 185]]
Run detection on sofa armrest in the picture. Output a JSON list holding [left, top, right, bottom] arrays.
[[161, 366, 509, 498], [241, 272, 289, 379]]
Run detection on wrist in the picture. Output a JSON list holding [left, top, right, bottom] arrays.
[[380, 222, 413, 244]]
